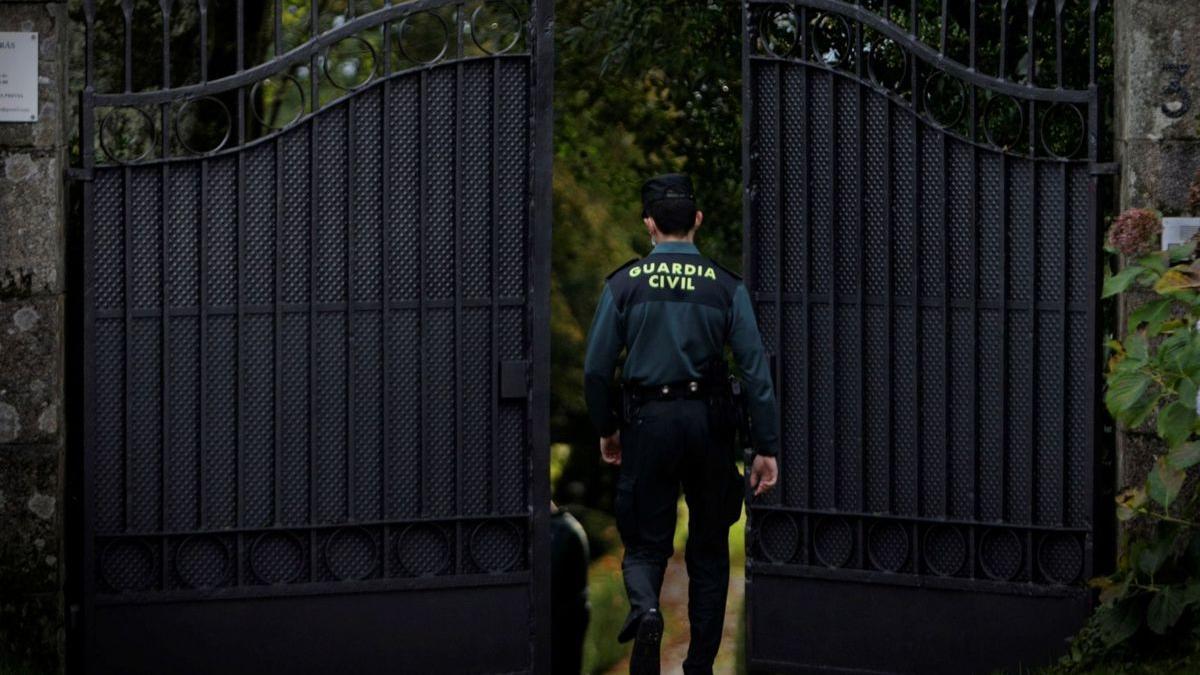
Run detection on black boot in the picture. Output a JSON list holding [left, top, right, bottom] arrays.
[[630, 608, 663, 675]]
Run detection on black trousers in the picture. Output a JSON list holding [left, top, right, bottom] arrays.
[[614, 397, 744, 675]]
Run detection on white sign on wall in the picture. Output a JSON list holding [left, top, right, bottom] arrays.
[[0, 32, 38, 123]]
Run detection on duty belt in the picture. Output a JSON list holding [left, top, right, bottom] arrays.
[[625, 379, 721, 402]]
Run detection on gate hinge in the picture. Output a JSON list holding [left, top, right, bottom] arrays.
[[1090, 162, 1120, 176], [67, 167, 94, 182]]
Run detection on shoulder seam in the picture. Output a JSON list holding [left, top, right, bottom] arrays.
[[700, 255, 739, 279], [606, 257, 641, 280]]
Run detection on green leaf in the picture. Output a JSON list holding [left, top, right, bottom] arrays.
[[1157, 400, 1197, 448], [1129, 298, 1175, 336], [1168, 441, 1200, 470], [1148, 456, 1186, 508], [1126, 333, 1151, 362], [1169, 241, 1198, 263], [1138, 538, 1171, 576], [1096, 597, 1143, 647], [1148, 587, 1187, 634], [1105, 371, 1152, 421], [1103, 266, 1146, 298], [1138, 252, 1169, 275]]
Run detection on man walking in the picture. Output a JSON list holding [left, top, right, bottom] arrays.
[[583, 174, 779, 675]]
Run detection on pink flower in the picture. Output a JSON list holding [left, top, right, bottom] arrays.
[[1107, 208, 1161, 257]]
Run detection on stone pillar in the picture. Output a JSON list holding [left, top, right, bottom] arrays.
[[0, 2, 68, 672], [1114, 2, 1200, 488]]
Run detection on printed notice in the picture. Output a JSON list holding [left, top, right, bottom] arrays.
[[0, 32, 38, 123]]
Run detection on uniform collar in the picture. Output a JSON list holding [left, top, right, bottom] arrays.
[[650, 241, 700, 255]]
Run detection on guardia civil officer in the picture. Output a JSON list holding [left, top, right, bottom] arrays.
[[583, 174, 779, 675]]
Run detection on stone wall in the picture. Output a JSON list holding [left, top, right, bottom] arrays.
[[1114, 2, 1200, 492], [0, 2, 68, 672]]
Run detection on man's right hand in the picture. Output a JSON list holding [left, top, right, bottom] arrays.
[[600, 432, 622, 465], [749, 454, 778, 497]]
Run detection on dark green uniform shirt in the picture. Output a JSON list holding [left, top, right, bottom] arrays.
[[583, 241, 779, 456]]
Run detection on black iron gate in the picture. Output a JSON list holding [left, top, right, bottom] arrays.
[[743, 1, 1107, 672], [77, 1, 552, 672]]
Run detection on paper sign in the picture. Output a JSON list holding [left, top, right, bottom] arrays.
[[0, 32, 38, 123]]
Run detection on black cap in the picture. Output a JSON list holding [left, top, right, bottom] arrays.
[[641, 173, 695, 217]]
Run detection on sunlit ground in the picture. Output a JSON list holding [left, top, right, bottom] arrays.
[[583, 501, 748, 675]]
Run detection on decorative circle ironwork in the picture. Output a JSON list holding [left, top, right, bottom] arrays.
[[396, 523, 451, 576], [250, 75, 305, 130], [100, 539, 156, 592], [758, 6, 798, 57], [471, 1, 523, 56], [324, 527, 379, 581], [174, 96, 231, 155], [99, 106, 156, 163], [175, 535, 231, 589], [809, 13, 852, 68], [249, 531, 306, 585], [812, 517, 853, 569], [866, 35, 908, 93], [922, 525, 966, 577], [323, 36, 377, 90], [398, 11, 450, 65], [979, 529, 1023, 581], [756, 511, 800, 563], [1037, 533, 1083, 585], [982, 94, 1025, 150], [1040, 102, 1085, 159], [923, 71, 967, 128], [866, 521, 909, 572], [469, 520, 522, 573]]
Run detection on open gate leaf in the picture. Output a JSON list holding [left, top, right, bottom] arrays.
[[1148, 456, 1186, 508]]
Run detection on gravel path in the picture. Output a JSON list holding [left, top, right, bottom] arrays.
[[606, 554, 746, 674]]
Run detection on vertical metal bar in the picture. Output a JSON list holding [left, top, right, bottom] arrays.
[[1085, 0, 1103, 580], [122, 165, 132, 533], [274, 0, 283, 56], [530, 1, 556, 669], [998, 151, 1008, 523], [346, 96, 356, 523], [883, 55, 893, 516], [380, 17, 392, 530], [773, 58, 783, 507], [968, 0, 979, 529], [274, 132, 283, 526], [454, 0, 465, 572], [1060, 160, 1069, 529], [854, 11, 865, 518], [828, 50, 840, 510], [490, 57, 501, 515], [999, 0, 1008, 80], [84, 0, 96, 88], [159, 0, 173, 582], [122, 0, 133, 92], [418, 68, 429, 518], [1055, 0, 1064, 89], [799, 5, 811, 520], [941, 121, 950, 520], [910, 32, 923, 517], [199, 159, 208, 529], [199, 0, 209, 82], [1029, 96, 1040, 530], [235, 0, 247, 590], [308, 0, 319, 580]]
